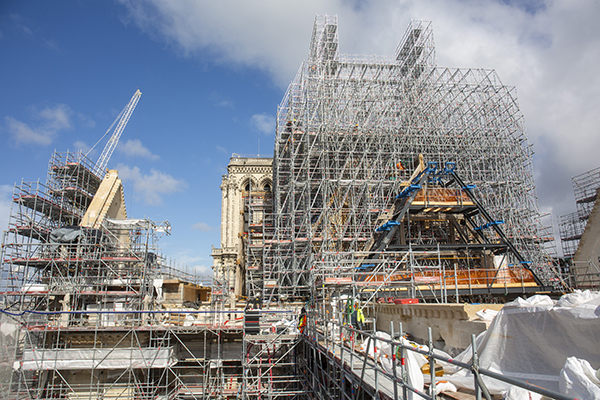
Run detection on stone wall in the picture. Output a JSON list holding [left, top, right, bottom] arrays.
[[372, 303, 504, 353], [211, 156, 273, 301]]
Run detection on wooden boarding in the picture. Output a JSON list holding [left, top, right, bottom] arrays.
[[325, 277, 353, 284], [355, 268, 537, 286]]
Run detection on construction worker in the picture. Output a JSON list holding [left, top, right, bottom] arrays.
[[348, 300, 366, 331], [345, 298, 354, 325], [357, 306, 365, 331], [350, 302, 358, 327], [298, 307, 307, 334], [285, 120, 293, 132]]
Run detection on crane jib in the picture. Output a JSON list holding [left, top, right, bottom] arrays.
[[94, 89, 142, 176]]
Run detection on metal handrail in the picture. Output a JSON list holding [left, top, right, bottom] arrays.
[[306, 313, 575, 400]]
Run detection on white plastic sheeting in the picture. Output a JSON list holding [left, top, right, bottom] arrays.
[[362, 333, 428, 400], [272, 317, 298, 333], [153, 278, 163, 300], [399, 337, 428, 400], [474, 308, 499, 322], [503, 386, 542, 400], [444, 291, 600, 395], [0, 316, 19, 396], [18, 347, 175, 370], [559, 356, 600, 398], [434, 381, 457, 395], [556, 289, 600, 307]]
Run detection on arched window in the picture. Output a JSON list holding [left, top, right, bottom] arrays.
[[264, 183, 271, 192], [241, 178, 253, 192]]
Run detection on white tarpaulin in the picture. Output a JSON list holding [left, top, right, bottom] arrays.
[[18, 347, 175, 370], [153, 278, 164, 300], [364, 333, 428, 400], [445, 291, 600, 395], [559, 356, 600, 398]]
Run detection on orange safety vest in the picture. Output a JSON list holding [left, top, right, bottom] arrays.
[[298, 315, 307, 333]]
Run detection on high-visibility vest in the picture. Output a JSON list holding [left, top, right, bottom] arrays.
[[357, 309, 365, 324], [299, 315, 307, 328]]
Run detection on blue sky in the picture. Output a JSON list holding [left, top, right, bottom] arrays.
[[1, 0, 599, 269], [0, 2, 284, 275]]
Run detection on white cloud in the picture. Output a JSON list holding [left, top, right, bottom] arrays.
[[73, 140, 92, 154], [118, 0, 329, 86], [250, 113, 275, 136], [77, 112, 96, 129], [208, 92, 235, 109], [194, 264, 214, 278], [42, 37, 60, 52], [191, 222, 212, 232], [117, 139, 160, 160], [36, 104, 72, 131], [216, 100, 234, 108], [119, 0, 600, 219], [4, 104, 73, 146], [4, 116, 53, 146], [174, 251, 214, 278], [116, 164, 187, 205], [0, 185, 13, 235], [6, 13, 61, 51], [9, 13, 33, 37]]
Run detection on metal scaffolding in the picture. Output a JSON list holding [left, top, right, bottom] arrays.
[[241, 309, 304, 400], [0, 149, 308, 400], [263, 15, 560, 303], [559, 167, 600, 257], [0, 15, 576, 400], [0, 151, 256, 400], [243, 188, 273, 301], [310, 162, 549, 304]]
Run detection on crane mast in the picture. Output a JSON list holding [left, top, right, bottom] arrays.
[[94, 89, 142, 176]]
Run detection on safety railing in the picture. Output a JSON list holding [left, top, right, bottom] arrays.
[[241, 308, 303, 400], [305, 312, 575, 400], [570, 260, 600, 290], [315, 250, 538, 303]]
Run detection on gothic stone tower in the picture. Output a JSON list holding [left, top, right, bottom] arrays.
[[211, 155, 272, 302]]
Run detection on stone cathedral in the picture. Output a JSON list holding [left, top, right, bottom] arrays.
[[211, 155, 272, 301]]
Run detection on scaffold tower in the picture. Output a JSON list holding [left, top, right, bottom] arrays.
[[559, 167, 600, 257], [0, 150, 249, 400], [265, 15, 561, 303]]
